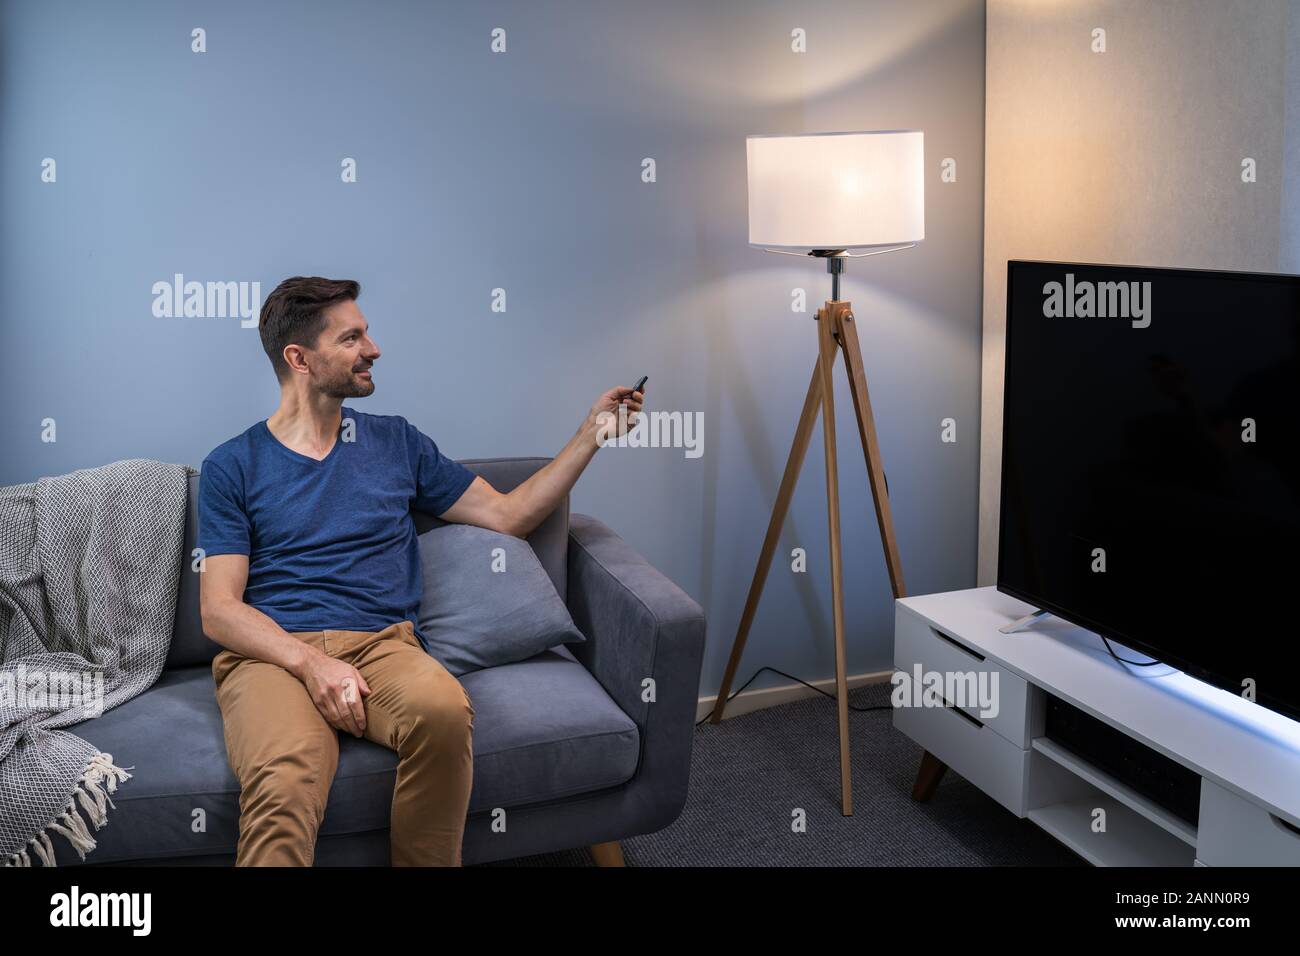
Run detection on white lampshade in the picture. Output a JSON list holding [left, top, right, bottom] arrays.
[[746, 130, 925, 251]]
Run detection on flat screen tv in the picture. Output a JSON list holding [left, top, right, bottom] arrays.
[[999, 260, 1300, 722]]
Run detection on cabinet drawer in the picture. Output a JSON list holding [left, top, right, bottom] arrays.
[[895, 609, 1030, 748], [1196, 779, 1300, 867], [893, 688, 1027, 815]]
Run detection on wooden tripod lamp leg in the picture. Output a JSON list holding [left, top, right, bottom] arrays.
[[833, 309, 906, 598], [834, 307, 948, 800], [709, 354, 830, 724], [710, 299, 945, 811], [817, 304, 854, 816]]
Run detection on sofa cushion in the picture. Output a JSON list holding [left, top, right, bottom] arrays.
[[165, 472, 222, 669], [167, 459, 570, 669], [431, 458, 570, 602], [55, 647, 639, 864], [416, 524, 585, 676]]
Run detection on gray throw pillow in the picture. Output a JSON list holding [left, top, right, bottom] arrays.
[[416, 523, 585, 675]]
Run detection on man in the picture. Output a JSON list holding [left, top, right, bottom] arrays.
[[198, 276, 644, 866]]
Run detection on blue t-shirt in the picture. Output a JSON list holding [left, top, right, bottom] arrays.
[[198, 406, 476, 641]]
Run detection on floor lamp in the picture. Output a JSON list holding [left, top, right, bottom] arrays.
[[709, 130, 944, 816]]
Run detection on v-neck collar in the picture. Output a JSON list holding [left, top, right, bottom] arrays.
[[260, 407, 351, 466]]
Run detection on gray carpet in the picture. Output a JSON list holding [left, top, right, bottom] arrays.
[[485, 682, 1083, 866]]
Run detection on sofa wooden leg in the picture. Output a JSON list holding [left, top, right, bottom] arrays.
[[589, 841, 626, 867]]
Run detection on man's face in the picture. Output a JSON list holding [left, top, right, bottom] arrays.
[[307, 300, 381, 399]]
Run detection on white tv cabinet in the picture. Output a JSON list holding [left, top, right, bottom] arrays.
[[893, 587, 1300, 867]]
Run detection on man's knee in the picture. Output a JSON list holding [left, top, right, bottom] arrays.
[[401, 684, 474, 752], [241, 749, 333, 822]]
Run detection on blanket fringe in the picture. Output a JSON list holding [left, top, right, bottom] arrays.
[[3, 751, 132, 868]]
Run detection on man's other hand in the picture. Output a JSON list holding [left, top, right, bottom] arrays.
[[299, 650, 372, 737]]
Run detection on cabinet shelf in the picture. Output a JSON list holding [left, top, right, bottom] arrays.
[[1027, 794, 1196, 867], [1032, 737, 1198, 847]]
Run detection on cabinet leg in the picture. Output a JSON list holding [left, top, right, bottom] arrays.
[[911, 751, 948, 801]]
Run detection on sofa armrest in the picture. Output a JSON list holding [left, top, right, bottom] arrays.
[[566, 513, 706, 824]]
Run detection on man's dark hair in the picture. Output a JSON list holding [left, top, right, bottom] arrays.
[[258, 276, 360, 381]]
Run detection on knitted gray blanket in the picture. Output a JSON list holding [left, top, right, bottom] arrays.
[[0, 459, 190, 866]]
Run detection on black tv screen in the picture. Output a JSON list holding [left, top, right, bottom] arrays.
[[999, 260, 1300, 722]]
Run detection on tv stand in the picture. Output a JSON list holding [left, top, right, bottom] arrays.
[[893, 587, 1300, 866], [997, 607, 1050, 634]]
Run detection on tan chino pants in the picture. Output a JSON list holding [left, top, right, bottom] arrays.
[[212, 620, 474, 866]]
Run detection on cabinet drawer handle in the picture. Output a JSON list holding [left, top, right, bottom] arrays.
[[944, 698, 984, 729], [1270, 814, 1300, 839], [930, 626, 986, 662]]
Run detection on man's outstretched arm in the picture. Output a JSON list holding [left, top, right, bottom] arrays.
[[438, 384, 645, 537]]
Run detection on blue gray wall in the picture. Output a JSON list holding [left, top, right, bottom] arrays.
[[1, 0, 987, 696]]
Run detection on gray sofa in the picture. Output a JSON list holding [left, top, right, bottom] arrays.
[[55, 457, 707, 866]]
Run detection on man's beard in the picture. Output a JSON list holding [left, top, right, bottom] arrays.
[[318, 366, 375, 399]]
